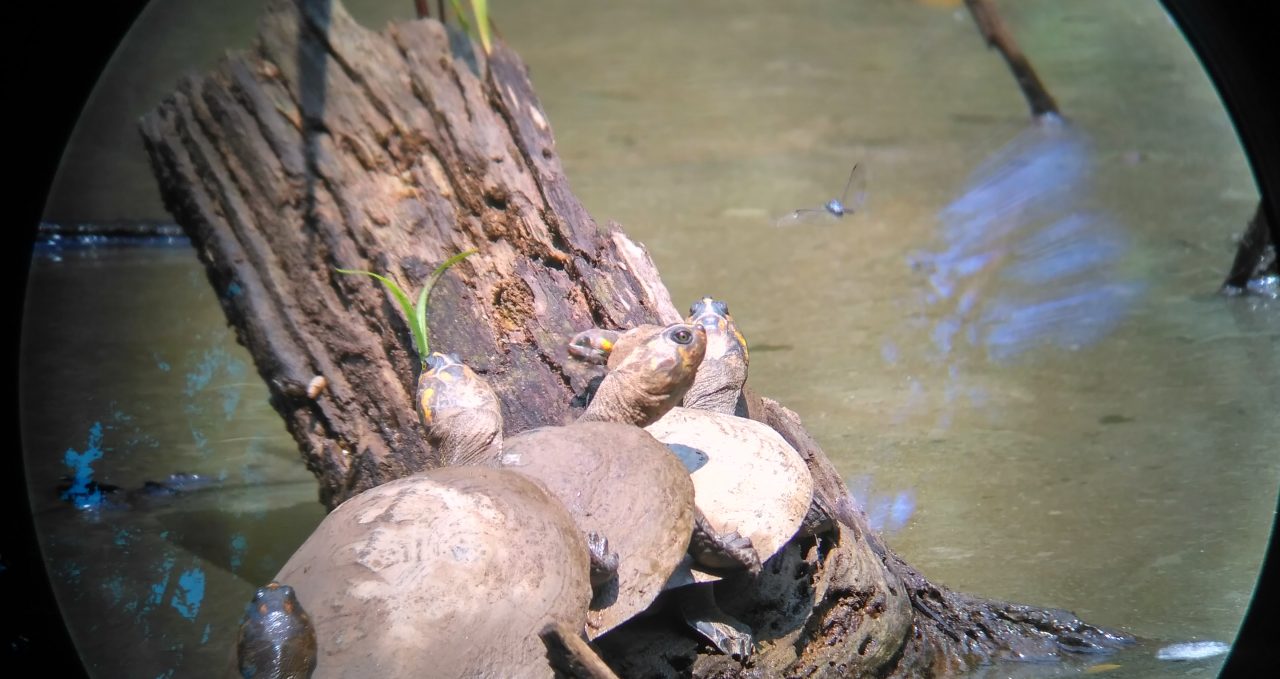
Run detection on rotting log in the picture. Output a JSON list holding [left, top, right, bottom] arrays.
[[140, 0, 1132, 675]]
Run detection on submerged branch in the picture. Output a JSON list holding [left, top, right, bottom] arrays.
[[1221, 201, 1278, 295], [963, 0, 1061, 119]]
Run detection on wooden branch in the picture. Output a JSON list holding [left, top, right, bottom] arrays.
[[963, 0, 1061, 119]]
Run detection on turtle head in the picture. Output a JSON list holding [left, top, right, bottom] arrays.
[[579, 322, 706, 427], [567, 328, 621, 365], [417, 352, 504, 466], [247, 582, 302, 619], [238, 581, 317, 679], [682, 297, 749, 414]]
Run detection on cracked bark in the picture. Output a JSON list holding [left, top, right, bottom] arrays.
[[140, 1, 1132, 675]]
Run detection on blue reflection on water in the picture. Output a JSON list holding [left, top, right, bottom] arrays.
[[229, 534, 248, 574], [847, 474, 917, 534], [61, 422, 106, 509], [170, 568, 206, 620], [910, 117, 1144, 365], [867, 120, 1149, 520]]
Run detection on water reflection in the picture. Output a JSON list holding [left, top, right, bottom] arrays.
[[910, 116, 1144, 364], [846, 474, 916, 535], [857, 118, 1152, 531], [23, 244, 326, 677], [34, 222, 189, 263]]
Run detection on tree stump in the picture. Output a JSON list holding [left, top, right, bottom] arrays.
[[139, 0, 1132, 675]]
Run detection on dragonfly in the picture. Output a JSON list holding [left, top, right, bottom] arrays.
[[774, 163, 868, 227]]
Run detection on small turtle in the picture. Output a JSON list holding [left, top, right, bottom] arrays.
[[272, 466, 594, 678], [236, 581, 317, 679], [417, 322, 761, 640]]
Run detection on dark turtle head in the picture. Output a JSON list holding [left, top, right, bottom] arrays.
[[417, 352, 504, 466], [237, 582, 317, 679], [579, 322, 706, 427], [246, 581, 303, 620], [682, 297, 749, 414]]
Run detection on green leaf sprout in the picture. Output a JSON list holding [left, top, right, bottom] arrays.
[[337, 249, 477, 367], [448, 0, 493, 55]]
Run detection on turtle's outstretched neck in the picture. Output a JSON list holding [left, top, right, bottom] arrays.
[[579, 324, 706, 427], [578, 381, 662, 428]]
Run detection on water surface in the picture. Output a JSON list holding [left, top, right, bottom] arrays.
[[25, 1, 1276, 677]]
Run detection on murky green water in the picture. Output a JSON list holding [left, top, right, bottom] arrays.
[[25, 0, 1277, 677]]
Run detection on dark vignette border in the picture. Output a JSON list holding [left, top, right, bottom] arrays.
[[7, 2, 151, 675]]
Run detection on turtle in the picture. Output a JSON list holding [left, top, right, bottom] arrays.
[[679, 297, 841, 539], [566, 300, 816, 658], [235, 581, 317, 679], [271, 465, 595, 678], [569, 306, 813, 579], [415, 322, 762, 642]]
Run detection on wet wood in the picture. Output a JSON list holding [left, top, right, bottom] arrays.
[[1221, 201, 1277, 294], [140, 0, 1131, 675], [963, 0, 1060, 118]]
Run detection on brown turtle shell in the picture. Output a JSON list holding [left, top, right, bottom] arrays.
[[500, 421, 697, 638], [274, 466, 591, 679], [646, 406, 814, 585]]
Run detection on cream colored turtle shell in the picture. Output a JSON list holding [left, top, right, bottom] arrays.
[[274, 466, 591, 679], [646, 406, 815, 585]]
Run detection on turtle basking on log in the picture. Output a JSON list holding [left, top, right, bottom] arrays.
[[572, 298, 834, 542], [416, 322, 763, 643], [268, 465, 595, 678], [568, 300, 818, 659]]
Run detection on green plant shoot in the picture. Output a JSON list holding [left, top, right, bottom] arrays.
[[447, 0, 492, 54], [337, 249, 477, 367]]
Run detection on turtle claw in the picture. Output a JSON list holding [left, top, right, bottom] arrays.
[[690, 617, 754, 661], [586, 531, 620, 588], [717, 530, 762, 577], [679, 584, 755, 662], [690, 512, 761, 575]]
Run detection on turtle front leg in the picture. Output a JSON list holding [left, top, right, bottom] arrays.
[[689, 510, 761, 575], [678, 583, 754, 661], [586, 531, 620, 589]]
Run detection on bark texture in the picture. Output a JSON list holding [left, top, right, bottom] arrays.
[[140, 1, 1132, 675]]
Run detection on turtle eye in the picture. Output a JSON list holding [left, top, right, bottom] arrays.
[[670, 328, 694, 345], [712, 300, 728, 316], [426, 353, 446, 370]]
